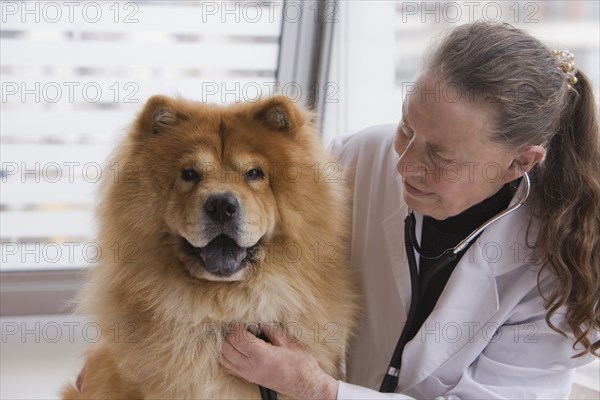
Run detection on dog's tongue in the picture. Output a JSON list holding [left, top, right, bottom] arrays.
[[201, 235, 246, 275]]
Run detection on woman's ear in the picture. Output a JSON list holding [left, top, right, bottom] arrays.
[[501, 145, 546, 184], [514, 145, 546, 172]]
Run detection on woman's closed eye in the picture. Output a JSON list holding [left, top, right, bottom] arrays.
[[426, 145, 455, 165], [432, 151, 454, 165]]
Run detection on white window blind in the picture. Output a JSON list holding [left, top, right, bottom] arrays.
[[322, 0, 600, 143], [1, 0, 283, 271]]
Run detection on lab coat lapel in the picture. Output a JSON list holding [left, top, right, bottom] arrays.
[[397, 221, 500, 390], [381, 204, 410, 322]]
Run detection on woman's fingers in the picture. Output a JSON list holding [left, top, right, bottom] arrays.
[[219, 345, 244, 378], [221, 335, 249, 364], [221, 323, 273, 383], [224, 324, 256, 357], [260, 323, 289, 347]]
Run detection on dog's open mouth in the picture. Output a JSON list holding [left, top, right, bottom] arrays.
[[181, 234, 260, 278]]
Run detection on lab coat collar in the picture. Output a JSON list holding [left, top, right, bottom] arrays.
[[380, 178, 536, 390]]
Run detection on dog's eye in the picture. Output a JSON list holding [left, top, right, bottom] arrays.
[[181, 168, 200, 182], [244, 168, 264, 181]]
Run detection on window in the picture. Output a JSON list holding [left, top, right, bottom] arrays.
[[1, 0, 333, 315], [1, 1, 282, 273], [322, 0, 600, 142]]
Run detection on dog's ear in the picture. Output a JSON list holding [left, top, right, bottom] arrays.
[[136, 95, 189, 136], [253, 96, 307, 134]]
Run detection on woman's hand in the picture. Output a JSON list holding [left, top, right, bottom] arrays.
[[220, 323, 339, 399]]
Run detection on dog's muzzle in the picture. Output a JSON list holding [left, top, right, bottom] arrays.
[[179, 193, 261, 278]]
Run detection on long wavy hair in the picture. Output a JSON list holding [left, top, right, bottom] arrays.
[[425, 21, 600, 356]]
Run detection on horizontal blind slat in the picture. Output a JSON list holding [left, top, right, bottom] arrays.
[[1, 78, 279, 109], [1, 144, 115, 165], [1, 241, 97, 270], [1, 179, 99, 207], [1, 210, 94, 238], [1, 110, 134, 137], [1, 41, 279, 69], [0, 3, 283, 36]]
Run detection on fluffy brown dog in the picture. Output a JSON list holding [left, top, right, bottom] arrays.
[[62, 95, 359, 399]]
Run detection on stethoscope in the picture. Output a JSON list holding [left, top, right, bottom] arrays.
[[379, 168, 531, 393]]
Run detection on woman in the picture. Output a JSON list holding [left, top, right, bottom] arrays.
[[220, 22, 600, 399]]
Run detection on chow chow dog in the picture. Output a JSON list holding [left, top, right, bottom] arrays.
[[62, 95, 359, 399]]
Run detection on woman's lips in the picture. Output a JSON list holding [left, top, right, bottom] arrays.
[[404, 181, 434, 197]]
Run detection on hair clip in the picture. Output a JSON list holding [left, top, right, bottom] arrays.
[[551, 49, 578, 86]]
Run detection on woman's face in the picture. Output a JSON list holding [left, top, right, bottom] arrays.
[[394, 75, 516, 220]]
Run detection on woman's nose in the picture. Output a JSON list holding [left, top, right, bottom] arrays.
[[396, 140, 428, 178]]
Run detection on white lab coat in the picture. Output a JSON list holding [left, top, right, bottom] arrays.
[[329, 125, 597, 400]]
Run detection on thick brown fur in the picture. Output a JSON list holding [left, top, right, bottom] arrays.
[[62, 95, 359, 399]]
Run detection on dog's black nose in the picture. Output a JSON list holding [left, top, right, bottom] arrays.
[[204, 194, 239, 223]]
